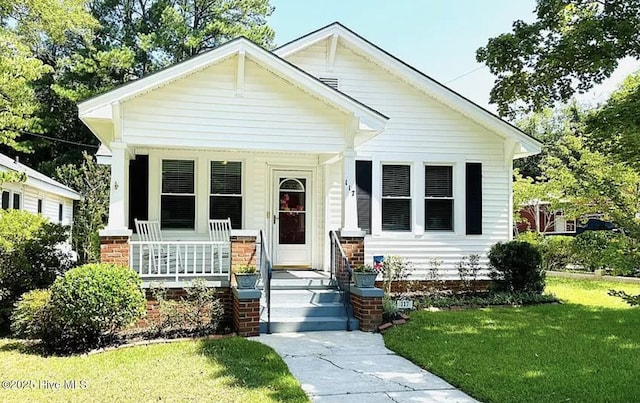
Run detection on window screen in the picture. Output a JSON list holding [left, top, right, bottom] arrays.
[[210, 161, 242, 229], [382, 165, 411, 231], [425, 166, 453, 231], [161, 160, 195, 229]]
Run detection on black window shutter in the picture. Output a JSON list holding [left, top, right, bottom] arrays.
[[356, 160, 372, 234], [466, 163, 482, 235], [129, 155, 149, 232]]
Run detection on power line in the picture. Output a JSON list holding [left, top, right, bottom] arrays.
[[444, 65, 486, 84], [18, 131, 99, 149]]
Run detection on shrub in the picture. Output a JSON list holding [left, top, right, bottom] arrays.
[[149, 279, 224, 335], [488, 241, 545, 294], [540, 236, 575, 271], [380, 255, 413, 295], [457, 254, 481, 292], [45, 264, 145, 352], [0, 210, 73, 330], [573, 231, 640, 276], [10, 289, 52, 339]]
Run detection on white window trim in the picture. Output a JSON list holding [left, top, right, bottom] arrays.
[[1, 189, 22, 210], [424, 164, 455, 232], [209, 160, 243, 229], [381, 163, 412, 232]]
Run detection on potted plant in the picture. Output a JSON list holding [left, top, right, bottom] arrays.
[[234, 265, 259, 289], [352, 264, 378, 288]]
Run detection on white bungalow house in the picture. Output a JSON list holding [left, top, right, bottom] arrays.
[[0, 153, 80, 225], [78, 23, 541, 333]]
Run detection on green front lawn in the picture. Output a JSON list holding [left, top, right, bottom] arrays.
[[384, 277, 640, 403], [0, 337, 308, 403]]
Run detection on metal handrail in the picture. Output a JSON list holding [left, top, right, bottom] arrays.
[[259, 230, 273, 334], [329, 230, 353, 331]]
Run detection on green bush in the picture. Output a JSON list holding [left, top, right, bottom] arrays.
[[488, 241, 545, 294], [149, 279, 224, 335], [573, 231, 640, 276], [10, 289, 52, 339], [540, 236, 575, 271], [45, 264, 146, 352], [0, 210, 73, 331]]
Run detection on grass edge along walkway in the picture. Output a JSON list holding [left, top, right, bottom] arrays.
[[0, 336, 309, 403], [383, 277, 640, 403]]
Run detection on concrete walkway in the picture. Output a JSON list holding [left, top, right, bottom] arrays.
[[253, 331, 479, 402]]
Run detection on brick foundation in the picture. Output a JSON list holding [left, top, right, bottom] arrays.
[[137, 287, 233, 330], [375, 279, 493, 294], [100, 235, 130, 266], [350, 287, 383, 332], [232, 288, 261, 337], [339, 235, 365, 267]]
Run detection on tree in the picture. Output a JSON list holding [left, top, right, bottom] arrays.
[[0, 0, 96, 151], [514, 105, 640, 240], [477, 0, 640, 117], [585, 72, 640, 170], [16, 0, 275, 174], [56, 153, 110, 264]]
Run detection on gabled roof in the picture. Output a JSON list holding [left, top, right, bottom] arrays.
[[275, 22, 542, 158], [0, 153, 81, 200], [79, 36, 388, 145]]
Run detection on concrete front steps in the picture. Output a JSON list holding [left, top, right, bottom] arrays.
[[259, 271, 359, 333]]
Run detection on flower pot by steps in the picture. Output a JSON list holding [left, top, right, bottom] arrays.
[[352, 272, 378, 288], [234, 273, 259, 289]]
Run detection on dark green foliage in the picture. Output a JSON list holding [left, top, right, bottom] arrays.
[[56, 152, 110, 263], [149, 279, 224, 335], [488, 241, 545, 294], [539, 235, 575, 271], [586, 72, 640, 170], [608, 289, 640, 306], [415, 291, 557, 309], [477, 0, 640, 117], [0, 210, 72, 330], [44, 263, 145, 352], [573, 231, 640, 276], [10, 289, 52, 339]]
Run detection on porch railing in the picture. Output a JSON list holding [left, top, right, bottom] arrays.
[[130, 240, 230, 281], [258, 230, 272, 334], [329, 230, 353, 331]]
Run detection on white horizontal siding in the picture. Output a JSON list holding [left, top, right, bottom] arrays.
[[287, 41, 511, 279], [3, 183, 74, 226], [122, 57, 348, 152]]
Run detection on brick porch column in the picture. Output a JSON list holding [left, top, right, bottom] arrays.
[[100, 235, 130, 266], [232, 288, 261, 337], [231, 235, 257, 270], [350, 286, 383, 332], [338, 234, 365, 267]]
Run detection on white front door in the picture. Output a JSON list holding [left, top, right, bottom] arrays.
[[272, 171, 312, 267]]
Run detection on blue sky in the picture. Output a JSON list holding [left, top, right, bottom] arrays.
[[268, 0, 639, 115]]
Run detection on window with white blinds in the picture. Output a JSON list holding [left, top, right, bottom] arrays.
[[382, 164, 411, 231], [425, 165, 453, 231], [210, 161, 242, 229], [161, 159, 195, 229]]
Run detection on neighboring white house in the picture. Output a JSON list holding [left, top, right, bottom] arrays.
[[0, 153, 80, 226], [78, 22, 541, 282]]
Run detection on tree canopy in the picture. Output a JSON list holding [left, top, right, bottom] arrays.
[[0, 0, 96, 151], [1, 0, 275, 174], [585, 71, 640, 170], [477, 0, 640, 118]]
